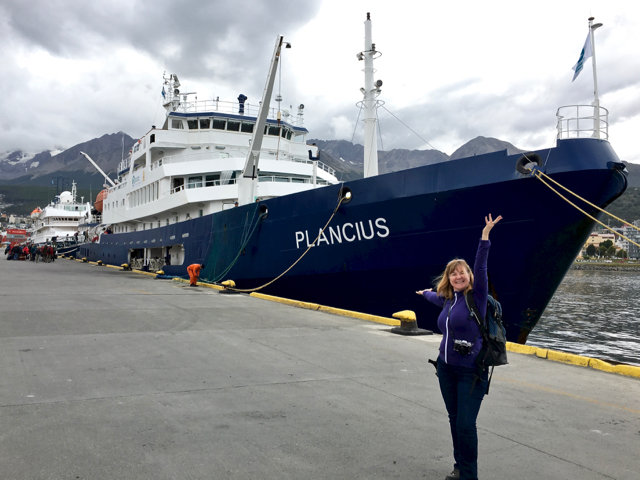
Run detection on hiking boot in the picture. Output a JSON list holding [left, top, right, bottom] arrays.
[[445, 468, 460, 480]]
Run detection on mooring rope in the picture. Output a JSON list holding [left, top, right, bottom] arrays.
[[223, 188, 349, 293], [525, 162, 640, 250]]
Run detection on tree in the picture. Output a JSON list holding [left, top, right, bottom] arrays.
[[606, 246, 617, 257], [616, 249, 628, 259], [600, 240, 613, 249], [586, 244, 597, 257], [599, 245, 608, 257]]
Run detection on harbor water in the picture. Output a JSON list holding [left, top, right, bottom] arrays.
[[527, 268, 640, 366]]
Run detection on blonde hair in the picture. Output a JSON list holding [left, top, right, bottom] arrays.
[[434, 259, 474, 300]]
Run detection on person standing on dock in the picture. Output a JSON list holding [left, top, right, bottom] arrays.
[[417, 213, 502, 480], [187, 263, 205, 287]]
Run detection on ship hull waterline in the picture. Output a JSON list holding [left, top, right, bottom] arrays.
[[77, 138, 627, 343]]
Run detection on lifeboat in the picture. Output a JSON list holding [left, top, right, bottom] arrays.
[[30, 207, 42, 219], [94, 189, 108, 212]]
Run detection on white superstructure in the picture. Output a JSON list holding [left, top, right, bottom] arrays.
[[99, 58, 339, 235], [31, 182, 93, 244]]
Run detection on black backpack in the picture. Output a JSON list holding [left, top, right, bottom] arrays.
[[465, 291, 508, 394]]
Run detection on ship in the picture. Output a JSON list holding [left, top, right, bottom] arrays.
[[30, 181, 96, 254], [76, 14, 627, 344]]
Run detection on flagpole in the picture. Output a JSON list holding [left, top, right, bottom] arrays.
[[589, 17, 603, 138]]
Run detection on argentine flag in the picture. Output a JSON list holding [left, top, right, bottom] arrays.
[[572, 33, 592, 81]]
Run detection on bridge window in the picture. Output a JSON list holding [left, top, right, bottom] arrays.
[[205, 174, 220, 187], [187, 120, 198, 130], [268, 125, 280, 136], [188, 176, 203, 189], [199, 119, 210, 129], [212, 119, 226, 130], [241, 122, 254, 133], [227, 121, 240, 132], [171, 119, 184, 129]]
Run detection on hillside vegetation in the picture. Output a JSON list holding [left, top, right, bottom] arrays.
[[0, 185, 93, 216], [605, 186, 640, 226]]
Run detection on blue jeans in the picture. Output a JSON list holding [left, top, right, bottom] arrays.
[[437, 357, 488, 480]]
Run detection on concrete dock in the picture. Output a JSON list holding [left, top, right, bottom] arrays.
[[1, 258, 639, 480]]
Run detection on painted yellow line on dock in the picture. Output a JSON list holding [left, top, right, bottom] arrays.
[[507, 342, 640, 379], [171, 277, 224, 290], [248, 292, 401, 327]]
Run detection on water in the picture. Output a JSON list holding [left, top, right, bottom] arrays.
[[527, 268, 640, 366]]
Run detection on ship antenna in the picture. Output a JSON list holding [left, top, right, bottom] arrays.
[[588, 17, 603, 138], [359, 12, 382, 178]]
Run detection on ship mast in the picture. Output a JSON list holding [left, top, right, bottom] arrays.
[[359, 12, 382, 178], [238, 35, 286, 206]]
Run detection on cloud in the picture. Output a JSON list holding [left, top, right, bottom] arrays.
[[0, 0, 320, 152], [1, 0, 640, 166]]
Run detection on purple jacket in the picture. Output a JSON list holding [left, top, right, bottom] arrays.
[[423, 239, 490, 369]]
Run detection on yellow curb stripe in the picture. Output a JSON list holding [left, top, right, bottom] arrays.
[[506, 342, 640, 379], [248, 292, 400, 326], [171, 278, 223, 290], [317, 305, 400, 326], [131, 269, 158, 277], [250, 292, 321, 310]]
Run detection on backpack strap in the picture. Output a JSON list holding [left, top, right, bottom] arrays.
[[465, 291, 491, 394], [464, 290, 488, 338]]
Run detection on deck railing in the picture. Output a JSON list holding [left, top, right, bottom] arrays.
[[556, 105, 609, 140], [173, 99, 305, 127], [151, 152, 335, 177]]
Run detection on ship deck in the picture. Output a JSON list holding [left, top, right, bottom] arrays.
[[1, 259, 638, 479]]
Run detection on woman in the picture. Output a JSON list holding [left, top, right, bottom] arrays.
[[417, 214, 502, 480]]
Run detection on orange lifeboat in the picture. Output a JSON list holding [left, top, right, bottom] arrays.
[[94, 189, 108, 212], [30, 207, 42, 219]]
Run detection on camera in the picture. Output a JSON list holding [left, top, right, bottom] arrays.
[[453, 339, 474, 356]]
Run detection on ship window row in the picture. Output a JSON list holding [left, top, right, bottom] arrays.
[[45, 217, 78, 222], [111, 209, 205, 234], [127, 181, 161, 208], [104, 199, 127, 211], [171, 172, 238, 193], [171, 118, 296, 140], [60, 205, 87, 211]]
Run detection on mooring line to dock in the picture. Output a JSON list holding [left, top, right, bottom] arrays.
[[526, 163, 640, 249], [221, 188, 349, 293]]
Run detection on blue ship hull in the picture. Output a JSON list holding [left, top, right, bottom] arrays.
[[77, 138, 627, 343]]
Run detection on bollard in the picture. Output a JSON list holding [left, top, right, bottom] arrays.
[[121, 263, 131, 271], [390, 310, 432, 336], [218, 279, 240, 294], [97, 260, 103, 266], [82, 258, 88, 263]]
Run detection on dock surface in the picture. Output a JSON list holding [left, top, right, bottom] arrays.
[[1, 259, 639, 479]]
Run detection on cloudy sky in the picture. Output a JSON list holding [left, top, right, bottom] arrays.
[[2, 0, 640, 163]]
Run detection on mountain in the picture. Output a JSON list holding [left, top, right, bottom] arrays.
[[0, 133, 136, 183], [310, 136, 521, 180], [3, 132, 638, 222], [449, 136, 525, 160]]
